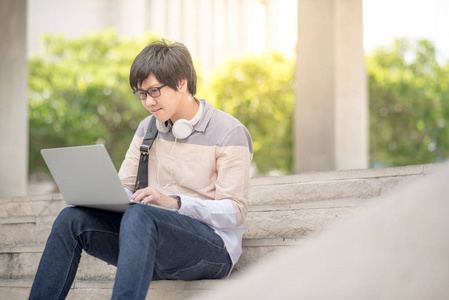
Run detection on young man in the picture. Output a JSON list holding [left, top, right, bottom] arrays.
[[29, 40, 253, 300]]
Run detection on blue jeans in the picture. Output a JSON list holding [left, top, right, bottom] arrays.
[[29, 204, 231, 300]]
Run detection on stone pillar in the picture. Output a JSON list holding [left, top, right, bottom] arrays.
[[198, 0, 213, 75], [118, 0, 147, 37], [0, 0, 28, 197], [212, 0, 226, 67], [166, 0, 182, 41], [264, 0, 279, 51], [240, 0, 257, 54], [148, 0, 166, 35], [227, 0, 241, 57], [294, 0, 368, 173], [182, 0, 198, 55]]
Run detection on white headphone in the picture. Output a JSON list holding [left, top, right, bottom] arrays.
[[156, 100, 204, 139]]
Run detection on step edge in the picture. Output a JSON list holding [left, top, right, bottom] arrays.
[[0, 237, 302, 254], [0, 278, 228, 290]]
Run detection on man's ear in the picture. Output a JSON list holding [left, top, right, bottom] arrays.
[[177, 79, 188, 92]]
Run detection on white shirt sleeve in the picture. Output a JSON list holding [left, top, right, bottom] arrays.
[[177, 194, 238, 229]]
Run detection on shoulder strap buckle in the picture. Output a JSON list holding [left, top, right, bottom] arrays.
[[140, 145, 150, 155]]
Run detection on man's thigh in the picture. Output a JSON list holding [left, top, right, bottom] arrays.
[[123, 204, 231, 280], [57, 206, 123, 265]]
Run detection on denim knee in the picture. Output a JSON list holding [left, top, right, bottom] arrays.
[[52, 207, 78, 231], [51, 206, 93, 239], [120, 204, 157, 233]]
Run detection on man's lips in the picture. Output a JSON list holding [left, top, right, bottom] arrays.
[[151, 108, 162, 115]]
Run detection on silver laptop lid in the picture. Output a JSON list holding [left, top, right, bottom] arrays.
[[41, 144, 130, 212]]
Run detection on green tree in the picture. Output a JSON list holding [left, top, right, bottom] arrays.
[[367, 38, 449, 167], [32, 32, 449, 177], [29, 30, 160, 173], [204, 52, 295, 175]]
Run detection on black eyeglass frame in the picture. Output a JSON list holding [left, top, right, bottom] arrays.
[[133, 84, 167, 100]]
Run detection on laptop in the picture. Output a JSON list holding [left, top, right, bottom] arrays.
[[41, 144, 174, 213]]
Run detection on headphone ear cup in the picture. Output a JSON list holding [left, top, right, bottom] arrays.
[[155, 101, 204, 139], [156, 120, 171, 133], [172, 119, 193, 139]]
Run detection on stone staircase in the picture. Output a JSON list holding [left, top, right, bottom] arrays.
[[0, 164, 439, 299]]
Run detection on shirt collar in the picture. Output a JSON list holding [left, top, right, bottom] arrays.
[[194, 98, 214, 133]]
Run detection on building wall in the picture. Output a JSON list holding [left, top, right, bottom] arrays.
[[0, 0, 28, 197], [27, 0, 298, 74]]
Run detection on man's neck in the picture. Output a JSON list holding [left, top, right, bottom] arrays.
[[171, 94, 199, 123]]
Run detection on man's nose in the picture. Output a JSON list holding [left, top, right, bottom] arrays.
[[145, 94, 157, 105]]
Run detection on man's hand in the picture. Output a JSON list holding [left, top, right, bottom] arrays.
[[131, 187, 180, 209]]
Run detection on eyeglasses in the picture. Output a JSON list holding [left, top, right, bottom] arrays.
[[133, 84, 166, 100]]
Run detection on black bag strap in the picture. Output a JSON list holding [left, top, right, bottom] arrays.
[[134, 117, 158, 192]]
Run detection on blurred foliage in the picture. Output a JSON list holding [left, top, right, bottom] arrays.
[[29, 30, 295, 176], [367, 38, 449, 167], [29, 30, 449, 177], [29, 30, 160, 172], [204, 52, 295, 175]]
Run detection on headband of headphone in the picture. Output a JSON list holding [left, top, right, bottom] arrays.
[[156, 100, 204, 139]]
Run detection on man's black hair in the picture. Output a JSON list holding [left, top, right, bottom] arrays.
[[129, 40, 197, 96]]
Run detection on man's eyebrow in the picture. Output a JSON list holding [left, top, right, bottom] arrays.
[[138, 84, 160, 90]]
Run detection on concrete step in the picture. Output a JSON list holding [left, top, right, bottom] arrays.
[[0, 278, 228, 300], [0, 163, 441, 299], [250, 163, 438, 205], [1, 163, 437, 218], [245, 197, 371, 240], [0, 196, 367, 248], [0, 237, 303, 281], [1, 163, 434, 248], [0, 215, 55, 246], [0, 193, 65, 218], [0, 244, 116, 281], [0, 197, 366, 282]]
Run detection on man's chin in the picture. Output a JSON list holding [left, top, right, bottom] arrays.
[[154, 115, 170, 124]]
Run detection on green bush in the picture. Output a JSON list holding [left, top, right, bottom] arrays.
[[29, 31, 449, 177], [367, 38, 449, 167], [29, 30, 160, 172], [204, 52, 295, 175]]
